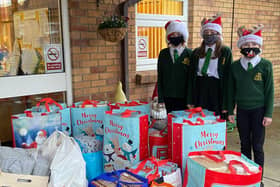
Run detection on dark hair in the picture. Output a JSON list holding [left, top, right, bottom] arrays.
[[197, 39, 223, 58]]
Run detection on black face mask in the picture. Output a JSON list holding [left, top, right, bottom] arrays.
[[203, 34, 220, 45], [169, 36, 184, 47], [240, 48, 261, 58]]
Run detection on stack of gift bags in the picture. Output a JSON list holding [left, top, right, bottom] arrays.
[[7, 96, 262, 187]]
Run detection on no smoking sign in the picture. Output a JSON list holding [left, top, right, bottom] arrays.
[[137, 36, 148, 59], [44, 44, 63, 73]]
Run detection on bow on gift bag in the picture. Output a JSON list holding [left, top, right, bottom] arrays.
[[183, 150, 262, 187]]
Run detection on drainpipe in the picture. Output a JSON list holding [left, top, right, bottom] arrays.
[[119, 0, 141, 99], [230, 0, 236, 49]]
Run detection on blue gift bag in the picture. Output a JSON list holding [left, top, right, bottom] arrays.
[[103, 110, 149, 172], [11, 111, 62, 148], [83, 151, 104, 181], [71, 100, 109, 137], [89, 170, 148, 187]]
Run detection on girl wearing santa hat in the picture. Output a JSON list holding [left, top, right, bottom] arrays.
[[227, 25, 274, 186], [157, 20, 192, 113], [188, 14, 233, 119]]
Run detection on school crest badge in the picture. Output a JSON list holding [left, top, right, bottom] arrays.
[[254, 72, 262, 81], [182, 58, 190, 65]]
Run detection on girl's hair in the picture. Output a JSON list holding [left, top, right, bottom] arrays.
[[197, 39, 223, 58]]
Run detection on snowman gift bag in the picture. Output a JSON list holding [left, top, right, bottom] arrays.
[[103, 109, 149, 172]]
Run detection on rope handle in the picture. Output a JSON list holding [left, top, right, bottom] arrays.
[[36, 98, 63, 112], [228, 160, 255, 175]]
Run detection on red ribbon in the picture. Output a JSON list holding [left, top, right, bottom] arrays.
[[198, 151, 226, 163], [24, 110, 33, 117], [81, 100, 99, 108], [36, 98, 63, 112], [183, 118, 204, 126], [185, 107, 206, 118]]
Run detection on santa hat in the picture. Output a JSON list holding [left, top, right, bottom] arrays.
[[165, 20, 188, 43], [237, 24, 264, 48], [38, 129, 47, 137], [201, 14, 222, 36]]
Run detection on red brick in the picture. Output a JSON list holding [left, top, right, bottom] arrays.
[[90, 66, 106, 73]]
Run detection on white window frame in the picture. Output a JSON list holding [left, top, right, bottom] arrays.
[[135, 0, 188, 71], [0, 0, 73, 105]]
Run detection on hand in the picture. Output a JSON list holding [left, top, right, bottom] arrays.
[[263, 117, 272, 127], [187, 104, 194, 109], [222, 110, 228, 113], [228, 115, 235, 123], [158, 103, 165, 108]]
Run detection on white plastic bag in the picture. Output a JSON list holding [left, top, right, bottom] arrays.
[[37, 131, 87, 187]]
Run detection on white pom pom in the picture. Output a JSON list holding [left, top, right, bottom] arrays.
[[19, 128, 27, 136]]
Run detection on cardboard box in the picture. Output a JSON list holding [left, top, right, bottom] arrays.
[[0, 170, 49, 187]]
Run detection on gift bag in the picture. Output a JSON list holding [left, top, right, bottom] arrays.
[[26, 98, 72, 136], [109, 100, 151, 120], [169, 116, 226, 174], [11, 111, 62, 148], [129, 157, 178, 183], [71, 100, 109, 137], [103, 110, 149, 172], [149, 120, 168, 160], [152, 168, 182, 187], [183, 150, 262, 187], [75, 135, 103, 181], [168, 107, 217, 159], [89, 170, 148, 187]]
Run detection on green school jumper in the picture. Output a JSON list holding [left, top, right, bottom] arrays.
[[227, 58, 274, 117], [188, 46, 233, 113], [157, 47, 192, 104]]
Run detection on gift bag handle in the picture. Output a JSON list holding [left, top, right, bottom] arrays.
[[81, 100, 99, 108], [198, 151, 226, 162], [36, 98, 63, 112], [121, 109, 140, 118], [130, 157, 169, 182], [183, 118, 204, 126], [185, 107, 206, 118], [228, 160, 255, 175], [151, 181, 174, 187]]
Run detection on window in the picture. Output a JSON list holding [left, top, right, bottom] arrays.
[[135, 0, 188, 71]]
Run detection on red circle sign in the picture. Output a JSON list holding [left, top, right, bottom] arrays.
[[138, 39, 146, 50], [47, 48, 59, 61]]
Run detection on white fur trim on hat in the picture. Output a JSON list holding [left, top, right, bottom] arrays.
[[165, 20, 188, 43], [201, 23, 222, 36], [237, 34, 263, 48]]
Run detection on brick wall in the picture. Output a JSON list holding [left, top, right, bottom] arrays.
[[69, 0, 280, 104]]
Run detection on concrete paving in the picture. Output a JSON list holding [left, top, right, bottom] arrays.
[[227, 107, 280, 187]]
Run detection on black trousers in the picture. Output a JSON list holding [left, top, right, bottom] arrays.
[[237, 107, 265, 169], [164, 97, 186, 114]]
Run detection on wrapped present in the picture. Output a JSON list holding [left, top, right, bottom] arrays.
[[11, 111, 62, 148], [71, 100, 109, 137], [183, 150, 262, 187], [168, 114, 226, 174], [89, 170, 148, 187], [129, 157, 178, 183], [103, 109, 149, 172], [26, 98, 72, 136], [109, 100, 151, 120], [149, 120, 168, 160]]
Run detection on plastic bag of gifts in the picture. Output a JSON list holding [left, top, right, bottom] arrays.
[[129, 157, 179, 184], [149, 120, 168, 160], [168, 108, 226, 174], [25, 97, 72, 136], [103, 109, 149, 172], [89, 170, 148, 187], [183, 150, 262, 187], [108, 100, 151, 120], [11, 110, 63, 149], [71, 100, 109, 137]]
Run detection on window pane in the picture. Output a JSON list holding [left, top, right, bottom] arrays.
[[0, 92, 65, 145], [137, 26, 167, 59], [137, 0, 183, 16], [0, 0, 63, 77]]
